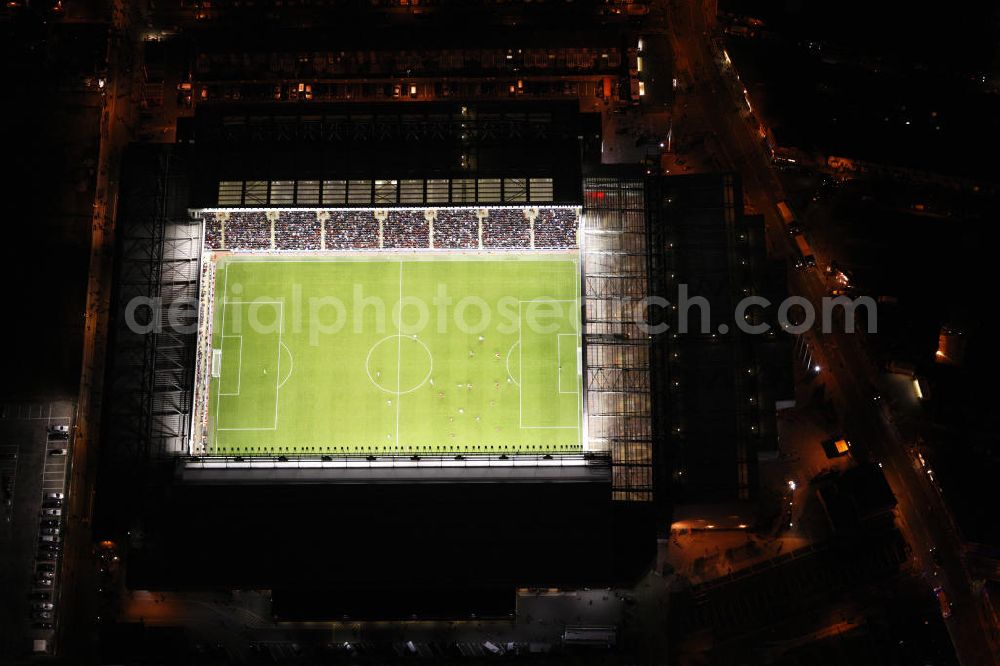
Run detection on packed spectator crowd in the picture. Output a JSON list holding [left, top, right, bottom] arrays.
[[534, 208, 578, 248], [433, 208, 478, 249], [275, 210, 322, 250], [383, 210, 430, 248], [224, 212, 271, 250], [202, 207, 577, 252], [192, 260, 218, 455], [483, 208, 531, 248], [203, 213, 223, 249], [326, 211, 379, 249]]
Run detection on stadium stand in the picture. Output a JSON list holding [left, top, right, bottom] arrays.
[[201, 207, 578, 252], [224, 212, 271, 250], [433, 209, 478, 249], [192, 260, 218, 449], [275, 210, 322, 251], [204, 213, 223, 249], [483, 209, 531, 248], [327, 211, 379, 249], [383, 210, 429, 248], [535, 208, 577, 248]]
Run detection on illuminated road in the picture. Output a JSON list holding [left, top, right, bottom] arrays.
[[57, 5, 139, 659], [661, 0, 999, 663]]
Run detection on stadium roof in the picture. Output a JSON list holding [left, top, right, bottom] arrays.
[[183, 101, 599, 207], [648, 174, 790, 506], [126, 476, 654, 601]]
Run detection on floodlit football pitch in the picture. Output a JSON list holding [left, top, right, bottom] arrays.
[[205, 254, 583, 456]]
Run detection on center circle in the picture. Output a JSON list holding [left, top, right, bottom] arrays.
[[365, 334, 434, 395]]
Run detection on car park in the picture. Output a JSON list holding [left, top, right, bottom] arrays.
[[33, 622, 54, 630], [32, 602, 54, 611], [41, 508, 62, 516], [40, 519, 60, 528], [36, 563, 55, 573], [39, 534, 61, 543], [40, 527, 60, 535], [29, 592, 51, 600], [35, 578, 53, 587]]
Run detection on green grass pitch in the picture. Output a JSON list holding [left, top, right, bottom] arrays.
[[206, 254, 583, 455]]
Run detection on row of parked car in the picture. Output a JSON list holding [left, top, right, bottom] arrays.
[[31, 491, 65, 629], [32, 425, 69, 632]]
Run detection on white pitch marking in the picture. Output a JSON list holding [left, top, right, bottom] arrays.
[[218, 335, 243, 396], [277, 341, 294, 389], [557, 333, 578, 394], [364, 335, 433, 395], [517, 298, 581, 431], [395, 262, 403, 450], [215, 300, 284, 432], [505, 341, 521, 387]]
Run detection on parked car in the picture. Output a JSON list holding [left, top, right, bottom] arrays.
[[48, 448, 68, 456], [32, 622, 54, 630], [45, 493, 64, 500], [35, 578, 53, 587], [41, 508, 62, 516], [48, 425, 70, 440], [32, 602, 54, 611], [29, 592, 51, 600]]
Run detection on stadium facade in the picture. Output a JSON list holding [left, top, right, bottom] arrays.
[[93, 101, 662, 614]]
